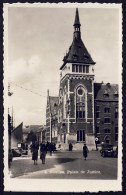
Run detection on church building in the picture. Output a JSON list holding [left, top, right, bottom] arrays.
[[46, 8, 118, 150]]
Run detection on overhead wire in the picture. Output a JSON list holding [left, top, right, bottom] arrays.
[[9, 81, 47, 97]]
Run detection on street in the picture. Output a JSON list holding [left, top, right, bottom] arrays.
[[9, 150, 117, 179]]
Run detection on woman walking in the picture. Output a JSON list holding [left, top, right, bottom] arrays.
[[83, 143, 88, 160], [31, 141, 39, 165]]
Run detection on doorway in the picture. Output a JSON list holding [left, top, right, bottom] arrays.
[[77, 130, 85, 142]]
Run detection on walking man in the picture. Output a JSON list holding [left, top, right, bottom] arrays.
[[83, 143, 88, 160]]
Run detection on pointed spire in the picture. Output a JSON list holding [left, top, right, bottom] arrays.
[[74, 8, 80, 26], [73, 8, 81, 39]]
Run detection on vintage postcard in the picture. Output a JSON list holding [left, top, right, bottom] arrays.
[[4, 3, 122, 192]]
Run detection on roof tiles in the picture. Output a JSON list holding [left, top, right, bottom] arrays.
[[94, 83, 118, 101]]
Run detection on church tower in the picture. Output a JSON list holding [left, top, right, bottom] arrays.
[[58, 9, 96, 150]]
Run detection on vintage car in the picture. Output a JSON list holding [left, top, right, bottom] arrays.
[[17, 142, 29, 156], [12, 148, 21, 157], [100, 144, 117, 157]]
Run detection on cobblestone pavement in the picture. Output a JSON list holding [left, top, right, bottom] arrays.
[[9, 150, 118, 179]]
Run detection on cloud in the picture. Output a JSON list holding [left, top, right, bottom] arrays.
[[28, 55, 41, 74], [9, 58, 27, 83], [15, 108, 43, 125], [8, 55, 60, 126], [9, 55, 42, 85]]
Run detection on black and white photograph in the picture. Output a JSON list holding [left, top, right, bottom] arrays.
[[4, 3, 122, 192]]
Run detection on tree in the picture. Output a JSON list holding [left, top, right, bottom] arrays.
[[26, 131, 37, 144]]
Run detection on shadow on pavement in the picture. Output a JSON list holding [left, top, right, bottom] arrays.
[[10, 157, 77, 178], [55, 158, 76, 164]]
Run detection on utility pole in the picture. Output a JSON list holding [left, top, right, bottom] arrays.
[[12, 107, 13, 132], [8, 82, 13, 152]]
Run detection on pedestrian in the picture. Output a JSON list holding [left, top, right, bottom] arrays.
[[40, 142, 47, 164], [31, 141, 39, 165], [26, 144, 28, 155], [69, 143, 73, 151], [46, 141, 49, 153], [83, 143, 88, 160], [95, 137, 99, 151], [52, 143, 56, 152], [58, 143, 61, 150]]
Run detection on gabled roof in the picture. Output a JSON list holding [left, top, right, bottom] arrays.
[[12, 122, 23, 133], [94, 83, 119, 101]]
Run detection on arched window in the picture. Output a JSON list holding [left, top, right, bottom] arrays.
[[76, 102, 85, 118], [76, 85, 86, 119]]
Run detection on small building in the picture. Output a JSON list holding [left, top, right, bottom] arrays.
[[94, 83, 118, 146], [46, 90, 59, 143], [11, 122, 23, 148]]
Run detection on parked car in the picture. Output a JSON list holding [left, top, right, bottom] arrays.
[[17, 142, 29, 156], [12, 148, 21, 157], [100, 144, 114, 157]]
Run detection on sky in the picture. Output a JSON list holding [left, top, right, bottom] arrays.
[[7, 4, 121, 127]]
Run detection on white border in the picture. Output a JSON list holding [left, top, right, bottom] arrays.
[[4, 3, 122, 192]]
